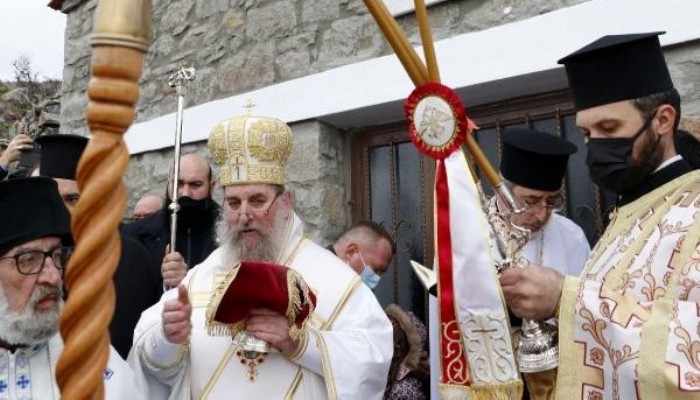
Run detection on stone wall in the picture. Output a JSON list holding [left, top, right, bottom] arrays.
[[60, 0, 700, 241], [61, 0, 591, 136], [667, 40, 700, 120]]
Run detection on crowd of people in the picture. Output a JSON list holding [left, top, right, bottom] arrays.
[[1, 31, 699, 399]]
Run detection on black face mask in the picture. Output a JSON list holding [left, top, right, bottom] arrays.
[[176, 196, 217, 228], [586, 113, 660, 195]]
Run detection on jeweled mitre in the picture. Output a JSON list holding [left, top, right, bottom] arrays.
[[208, 114, 293, 186]]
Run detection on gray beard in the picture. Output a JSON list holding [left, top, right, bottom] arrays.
[[216, 211, 288, 266], [0, 284, 62, 346]]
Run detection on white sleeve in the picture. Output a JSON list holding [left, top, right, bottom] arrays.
[[291, 283, 393, 400]]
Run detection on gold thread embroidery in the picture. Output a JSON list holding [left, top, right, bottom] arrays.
[[312, 329, 338, 400], [248, 118, 293, 162], [322, 275, 361, 330], [287, 330, 309, 361], [198, 344, 237, 400], [204, 263, 242, 337], [284, 369, 304, 400]]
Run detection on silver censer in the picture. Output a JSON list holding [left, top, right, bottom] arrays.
[[490, 193, 558, 373]]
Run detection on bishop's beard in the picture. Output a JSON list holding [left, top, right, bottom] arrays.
[[216, 211, 289, 267], [0, 284, 63, 346]]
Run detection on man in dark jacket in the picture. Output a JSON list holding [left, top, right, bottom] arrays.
[[121, 153, 219, 289], [34, 134, 161, 359]]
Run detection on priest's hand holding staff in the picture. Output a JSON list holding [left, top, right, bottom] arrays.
[[162, 244, 188, 288]]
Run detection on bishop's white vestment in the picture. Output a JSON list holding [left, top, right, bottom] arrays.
[[129, 213, 393, 399]]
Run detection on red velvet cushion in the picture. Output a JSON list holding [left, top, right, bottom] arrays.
[[213, 261, 316, 330]]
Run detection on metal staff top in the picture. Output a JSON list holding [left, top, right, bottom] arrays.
[[167, 65, 196, 253]]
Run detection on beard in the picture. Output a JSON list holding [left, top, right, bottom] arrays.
[[0, 284, 63, 346], [632, 126, 665, 180], [216, 210, 289, 266]]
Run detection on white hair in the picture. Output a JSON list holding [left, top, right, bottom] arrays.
[[0, 284, 63, 346], [215, 207, 290, 267]]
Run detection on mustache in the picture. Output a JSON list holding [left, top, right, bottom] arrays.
[[30, 285, 63, 306], [231, 223, 262, 235]]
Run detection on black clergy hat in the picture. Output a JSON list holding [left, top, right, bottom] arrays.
[[0, 177, 72, 256], [36, 134, 88, 180], [558, 32, 674, 111], [500, 127, 577, 191]]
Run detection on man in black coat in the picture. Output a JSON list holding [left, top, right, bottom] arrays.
[[34, 134, 161, 359], [121, 153, 219, 289]]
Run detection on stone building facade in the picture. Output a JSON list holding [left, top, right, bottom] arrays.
[[57, 0, 700, 245]]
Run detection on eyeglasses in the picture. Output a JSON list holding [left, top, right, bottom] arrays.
[[517, 195, 563, 213], [227, 194, 279, 218], [0, 246, 73, 275]]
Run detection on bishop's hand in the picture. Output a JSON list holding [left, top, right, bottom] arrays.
[[162, 284, 192, 345], [499, 265, 564, 321], [247, 308, 299, 357]]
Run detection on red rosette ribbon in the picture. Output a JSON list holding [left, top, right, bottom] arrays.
[[406, 82, 476, 386], [405, 82, 471, 160]]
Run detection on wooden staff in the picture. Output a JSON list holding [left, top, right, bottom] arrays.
[[363, 0, 428, 85], [56, 0, 151, 399], [362, 0, 518, 210], [414, 0, 440, 82]]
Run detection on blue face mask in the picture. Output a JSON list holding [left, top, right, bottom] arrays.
[[358, 252, 381, 289]]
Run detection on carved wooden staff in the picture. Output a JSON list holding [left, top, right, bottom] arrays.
[[56, 0, 151, 399]]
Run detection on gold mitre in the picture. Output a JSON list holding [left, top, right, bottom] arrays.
[[208, 114, 293, 186]]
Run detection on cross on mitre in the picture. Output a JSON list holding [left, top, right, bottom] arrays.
[[243, 99, 256, 116], [231, 154, 247, 180]]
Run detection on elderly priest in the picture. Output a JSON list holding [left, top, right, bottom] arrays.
[[0, 177, 145, 399]]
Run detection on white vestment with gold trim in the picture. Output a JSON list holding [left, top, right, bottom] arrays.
[[128, 213, 393, 400], [557, 170, 700, 399], [0, 334, 144, 399], [427, 199, 590, 398]]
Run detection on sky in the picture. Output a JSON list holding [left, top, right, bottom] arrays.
[[0, 1, 66, 82]]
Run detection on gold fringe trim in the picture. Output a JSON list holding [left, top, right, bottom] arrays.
[[204, 261, 316, 341], [286, 330, 309, 361], [205, 262, 242, 337], [285, 269, 316, 341], [440, 380, 523, 400]]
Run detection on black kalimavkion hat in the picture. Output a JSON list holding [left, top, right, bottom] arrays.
[[558, 32, 674, 111], [0, 177, 72, 256], [500, 127, 577, 191], [36, 134, 88, 180]]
